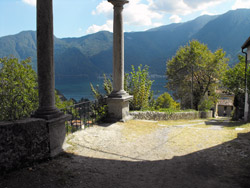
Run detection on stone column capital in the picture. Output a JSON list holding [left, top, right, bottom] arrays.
[[108, 0, 129, 7]]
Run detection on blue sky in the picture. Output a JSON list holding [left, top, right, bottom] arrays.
[[0, 0, 250, 38]]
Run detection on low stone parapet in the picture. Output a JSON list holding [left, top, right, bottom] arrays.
[[0, 118, 49, 173], [130, 111, 212, 121], [0, 114, 70, 173]]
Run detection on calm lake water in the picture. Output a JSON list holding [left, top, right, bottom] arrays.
[[55, 76, 168, 101]]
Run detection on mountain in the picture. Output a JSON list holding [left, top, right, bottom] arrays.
[[1, 9, 250, 79], [193, 9, 250, 65], [0, 31, 37, 69]]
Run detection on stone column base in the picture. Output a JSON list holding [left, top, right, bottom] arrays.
[[107, 95, 133, 122], [47, 114, 71, 157]]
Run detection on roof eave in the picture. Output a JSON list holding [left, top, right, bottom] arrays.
[[242, 36, 250, 49]]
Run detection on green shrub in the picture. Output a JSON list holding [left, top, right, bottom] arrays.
[[126, 65, 154, 110], [91, 65, 154, 111], [198, 97, 214, 111], [155, 92, 180, 109]]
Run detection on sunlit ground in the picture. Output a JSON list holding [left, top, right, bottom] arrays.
[[66, 117, 250, 161]]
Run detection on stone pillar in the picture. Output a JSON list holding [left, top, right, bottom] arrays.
[[35, 0, 63, 120], [245, 47, 250, 121], [107, 0, 133, 122], [35, 0, 70, 157]]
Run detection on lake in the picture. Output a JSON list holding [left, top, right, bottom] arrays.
[[55, 76, 168, 101]]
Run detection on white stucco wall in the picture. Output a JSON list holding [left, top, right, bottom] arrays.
[[247, 47, 250, 61]]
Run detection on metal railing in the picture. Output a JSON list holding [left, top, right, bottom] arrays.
[[65, 98, 106, 134]]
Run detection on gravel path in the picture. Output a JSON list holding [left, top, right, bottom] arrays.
[[1, 117, 250, 188]]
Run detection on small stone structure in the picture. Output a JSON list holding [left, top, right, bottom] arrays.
[[215, 90, 234, 117], [130, 111, 213, 121], [107, 0, 133, 122]]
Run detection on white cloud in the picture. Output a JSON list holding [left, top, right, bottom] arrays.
[[232, 0, 250, 9], [22, 0, 36, 6], [124, 0, 163, 26], [152, 22, 163, 27], [201, 11, 216, 16], [92, 1, 113, 18], [151, 0, 226, 15], [88, 0, 163, 33], [169, 15, 182, 23], [86, 20, 113, 34]]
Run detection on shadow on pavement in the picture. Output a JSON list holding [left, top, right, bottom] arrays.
[[205, 117, 247, 127], [1, 132, 250, 188]]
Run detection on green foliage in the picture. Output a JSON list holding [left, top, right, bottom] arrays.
[[55, 90, 76, 116], [90, 74, 112, 100], [93, 104, 108, 123], [155, 92, 180, 109], [0, 57, 38, 121], [126, 65, 154, 110], [0, 56, 75, 121], [198, 97, 214, 111], [89, 65, 156, 115], [221, 55, 249, 120], [222, 55, 248, 95], [91, 65, 154, 111], [166, 40, 228, 110]]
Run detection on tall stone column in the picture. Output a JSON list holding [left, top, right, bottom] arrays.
[[35, 0, 62, 120], [107, 0, 133, 122], [34, 0, 70, 157]]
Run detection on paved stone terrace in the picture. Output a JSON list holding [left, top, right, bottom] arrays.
[[1, 117, 250, 188]]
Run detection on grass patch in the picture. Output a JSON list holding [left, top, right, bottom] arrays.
[[119, 120, 160, 141]]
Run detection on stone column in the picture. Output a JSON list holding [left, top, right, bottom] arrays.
[[35, 0, 63, 120], [34, 0, 70, 157], [107, 0, 133, 122]]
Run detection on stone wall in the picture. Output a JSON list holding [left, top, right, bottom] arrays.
[[0, 115, 69, 173], [0, 118, 50, 173], [130, 111, 212, 121]]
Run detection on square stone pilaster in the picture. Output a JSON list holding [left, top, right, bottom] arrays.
[[107, 95, 133, 122], [47, 114, 71, 157]]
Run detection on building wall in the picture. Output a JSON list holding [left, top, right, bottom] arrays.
[[218, 105, 233, 117]]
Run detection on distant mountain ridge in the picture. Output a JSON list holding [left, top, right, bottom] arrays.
[[1, 9, 250, 79]]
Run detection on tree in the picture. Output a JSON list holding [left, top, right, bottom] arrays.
[[222, 55, 248, 119], [166, 40, 228, 110], [0, 57, 38, 120], [222, 55, 247, 95], [0, 56, 74, 121]]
